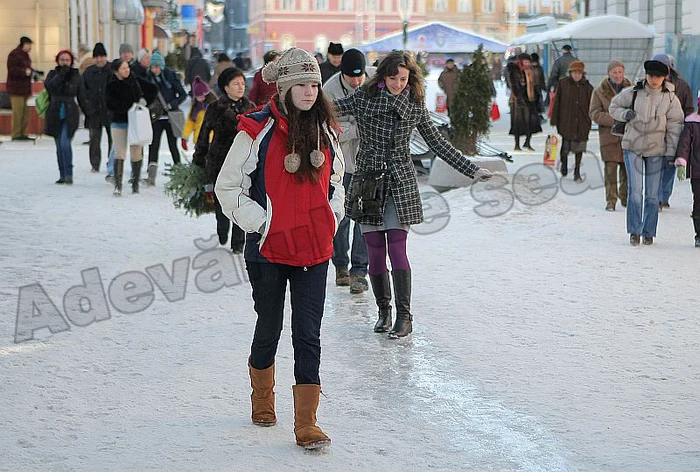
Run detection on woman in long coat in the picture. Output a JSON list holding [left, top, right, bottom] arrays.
[[193, 67, 255, 253], [506, 53, 542, 151], [589, 60, 632, 211], [44, 49, 92, 184], [550, 60, 594, 182], [334, 51, 492, 338]]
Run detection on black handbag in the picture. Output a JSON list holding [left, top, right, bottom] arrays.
[[348, 169, 387, 219], [611, 88, 638, 137], [347, 112, 400, 219]]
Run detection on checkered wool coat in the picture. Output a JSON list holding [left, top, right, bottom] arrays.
[[334, 86, 480, 226]]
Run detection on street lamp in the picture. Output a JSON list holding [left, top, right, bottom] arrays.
[[397, 0, 413, 50]]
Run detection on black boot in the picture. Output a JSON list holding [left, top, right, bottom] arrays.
[[369, 273, 392, 333], [388, 269, 412, 339], [513, 136, 521, 152], [131, 160, 142, 194], [573, 153, 583, 182], [113, 160, 124, 196], [523, 134, 535, 152], [560, 153, 568, 177], [693, 214, 700, 247]]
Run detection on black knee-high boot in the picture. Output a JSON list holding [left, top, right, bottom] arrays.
[[693, 214, 700, 247], [388, 269, 412, 339], [560, 153, 569, 177], [574, 153, 583, 182], [524, 134, 534, 151], [514, 136, 521, 151], [369, 273, 392, 333]]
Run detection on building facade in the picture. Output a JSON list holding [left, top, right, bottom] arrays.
[[586, 0, 700, 50]]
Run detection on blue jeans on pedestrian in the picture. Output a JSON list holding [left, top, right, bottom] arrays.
[[106, 136, 116, 177], [624, 150, 663, 238], [246, 261, 328, 385], [332, 172, 368, 276], [54, 120, 73, 179], [658, 156, 676, 204]]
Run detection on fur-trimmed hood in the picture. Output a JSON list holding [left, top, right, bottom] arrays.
[[598, 77, 633, 100]]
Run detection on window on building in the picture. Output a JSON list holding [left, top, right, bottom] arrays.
[[365, 0, 377, 10], [528, 0, 538, 14], [457, 0, 471, 12], [434, 0, 448, 12], [315, 0, 328, 9], [675, 0, 682, 33], [551, 0, 562, 14], [624, 0, 629, 16], [339, 0, 353, 10], [482, 0, 494, 13], [647, 0, 653, 24], [281, 34, 295, 50], [281, 0, 293, 9]]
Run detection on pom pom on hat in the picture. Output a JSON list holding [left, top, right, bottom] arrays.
[[192, 76, 210, 98]]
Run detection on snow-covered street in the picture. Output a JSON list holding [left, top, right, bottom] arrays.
[[2, 87, 700, 471]]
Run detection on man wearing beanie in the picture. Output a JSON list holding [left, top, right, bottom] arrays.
[[652, 53, 694, 210], [6, 36, 34, 140], [547, 44, 576, 92], [610, 58, 684, 246], [249, 49, 280, 105], [323, 48, 374, 293], [216, 47, 344, 451], [320, 42, 344, 84], [438, 59, 459, 112], [82, 42, 113, 172], [120, 43, 147, 79]]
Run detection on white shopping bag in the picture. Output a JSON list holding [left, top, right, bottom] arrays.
[[128, 103, 153, 146]]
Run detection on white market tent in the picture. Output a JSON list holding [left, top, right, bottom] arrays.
[[511, 15, 655, 86]]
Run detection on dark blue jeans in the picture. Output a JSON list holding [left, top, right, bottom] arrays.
[[54, 120, 73, 179], [332, 172, 368, 276], [246, 261, 329, 385], [659, 156, 676, 204]]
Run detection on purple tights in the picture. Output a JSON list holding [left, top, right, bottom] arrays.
[[363, 230, 410, 275]]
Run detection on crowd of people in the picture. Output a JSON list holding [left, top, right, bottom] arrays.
[[7, 34, 700, 451]]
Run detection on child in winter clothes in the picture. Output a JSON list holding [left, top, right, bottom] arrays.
[[181, 76, 216, 150], [674, 99, 700, 247]]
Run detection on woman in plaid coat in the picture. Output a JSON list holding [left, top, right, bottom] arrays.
[[334, 51, 492, 339]]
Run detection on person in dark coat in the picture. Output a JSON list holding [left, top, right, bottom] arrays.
[[547, 44, 576, 92], [185, 47, 211, 90], [146, 52, 187, 185], [507, 53, 542, 151], [82, 42, 112, 173], [529, 53, 547, 117], [6, 36, 34, 140], [44, 49, 92, 184], [437, 59, 458, 112], [333, 51, 492, 338], [105, 59, 158, 195], [320, 42, 343, 84], [119, 43, 147, 79], [674, 101, 700, 246], [249, 49, 279, 106], [653, 54, 695, 209], [193, 67, 255, 253], [550, 60, 594, 182]]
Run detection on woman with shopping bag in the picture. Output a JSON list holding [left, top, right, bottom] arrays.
[[105, 59, 158, 195]]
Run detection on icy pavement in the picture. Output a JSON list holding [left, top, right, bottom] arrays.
[[2, 94, 700, 470]]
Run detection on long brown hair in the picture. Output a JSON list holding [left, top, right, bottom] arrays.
[[363, 50, 425, 103], [281, 86, 338, 182]]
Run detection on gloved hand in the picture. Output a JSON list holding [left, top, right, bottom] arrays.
[[181, 138, 188, 151], [677, 165, 686, 182], [473, 167, 493, 181], [622, 109, 635, 121]]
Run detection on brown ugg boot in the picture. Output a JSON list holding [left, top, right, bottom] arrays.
[[292, 384, 331, 449], [249, 362, 276, 426]]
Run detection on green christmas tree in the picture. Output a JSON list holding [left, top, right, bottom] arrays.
[[449, 45, 495, 156]]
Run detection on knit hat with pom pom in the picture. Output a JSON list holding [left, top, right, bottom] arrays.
[[262, 47, 321, 105]]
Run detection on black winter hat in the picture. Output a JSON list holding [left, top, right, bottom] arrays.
[[644, 60, 669, 77], [340, 49, 366, 77], [327, 42, 344, 56], [93, 42, 107, 58], [218, 66, 244, 94]]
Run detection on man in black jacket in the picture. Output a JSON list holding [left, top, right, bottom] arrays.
[[146, 51, 187, 185], [82, 43, 112, 172], [185, 47, 211, 92], [320, 42, 344, 84]]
